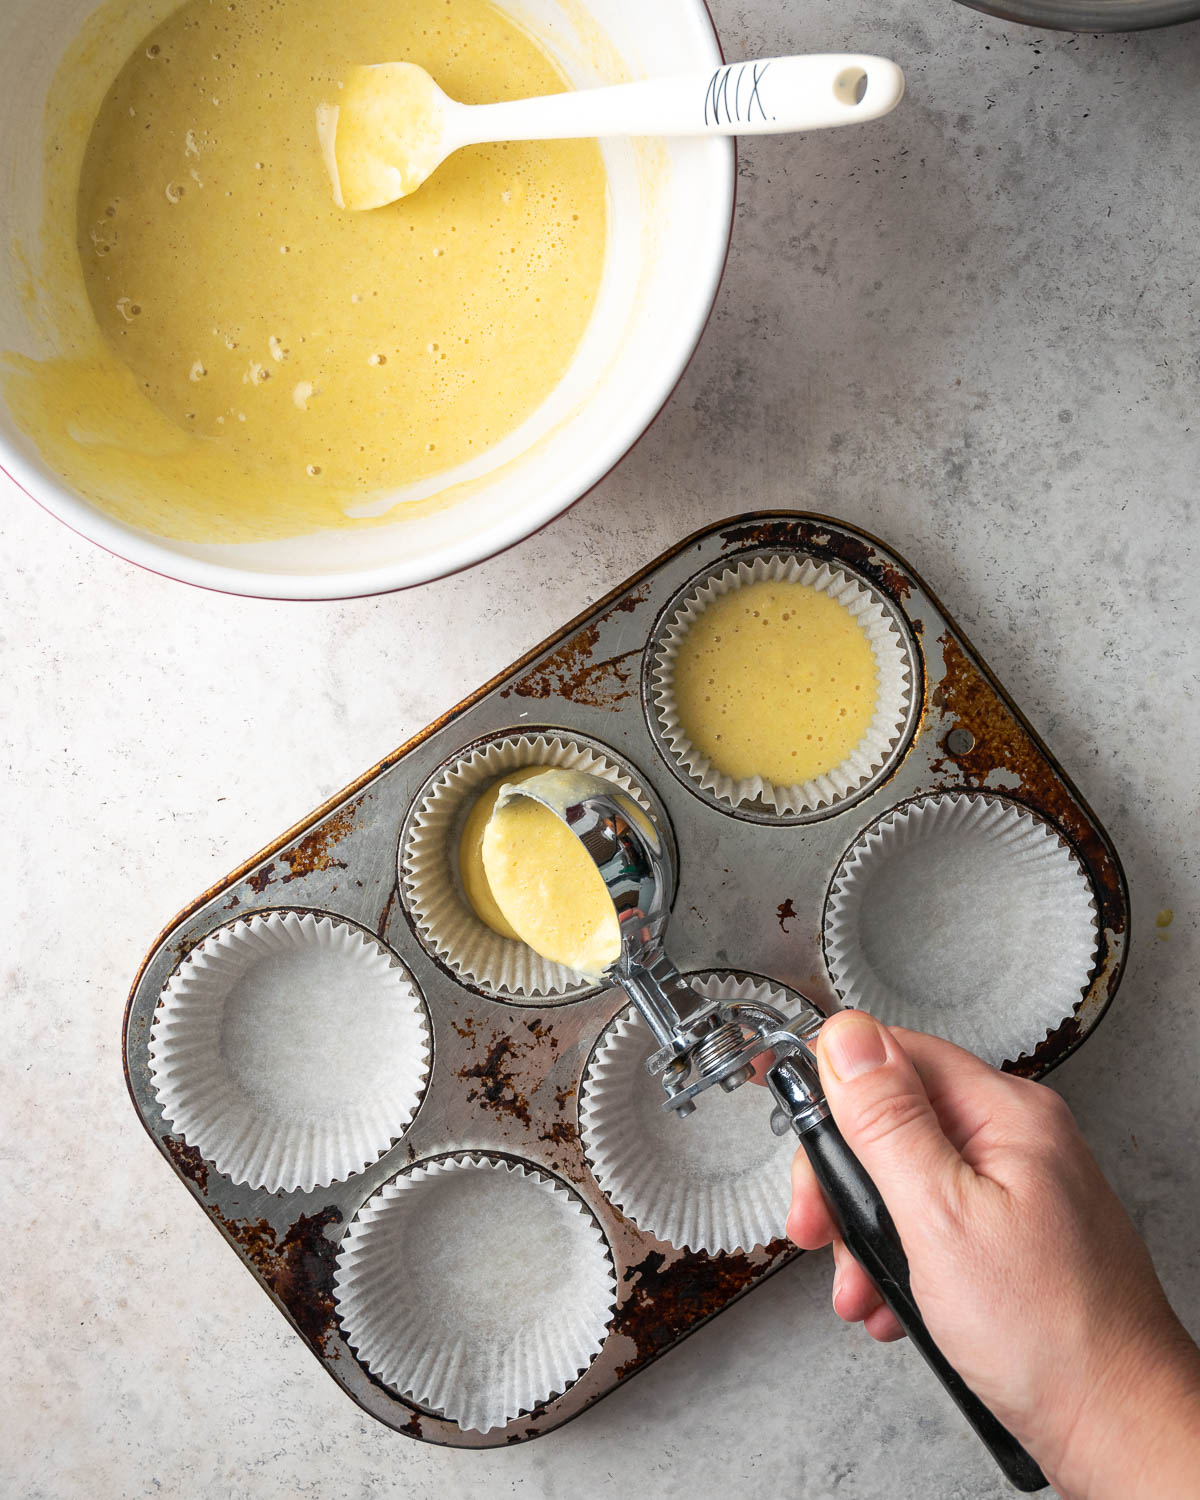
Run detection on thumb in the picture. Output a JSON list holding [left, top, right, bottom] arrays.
[[816, 1010, 968, 1232]]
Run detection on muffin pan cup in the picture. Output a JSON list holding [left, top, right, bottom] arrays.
[[398, 728, 674, 1002], [124, 511, 1129, 1448], [581, 973, 804, 1255], [824, 791, 1101, 1066], [646, 552, 917, 818], [148, 909, 432, 1193], [334, 1153, 617, 1434]]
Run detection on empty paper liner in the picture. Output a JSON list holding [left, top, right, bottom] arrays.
[[399, 730, 663, 1000], [646, 551, 915, 818], [334, 1154, 616, 1432], [823, 792, 1100, 1065], [149, 910, 430, 1192], [580, 973, 799, 1254]]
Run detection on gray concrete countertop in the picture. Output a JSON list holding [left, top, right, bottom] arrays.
[[4, 4, 1198, 1497]]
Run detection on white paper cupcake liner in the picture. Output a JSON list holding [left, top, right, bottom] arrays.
[[647, 553, 914, 816], [149, 910, 430, 1192], [399, 732, 659, 999], [580, 973, 800, 1254], [334, 1154, 616, 1433], [824, 792, 1100, 1065]]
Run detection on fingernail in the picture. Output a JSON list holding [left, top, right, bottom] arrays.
[[822, 1011, 887, 1081]]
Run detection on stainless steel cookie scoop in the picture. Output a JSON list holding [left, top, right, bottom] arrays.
[[492, 770, 1047, 1494]]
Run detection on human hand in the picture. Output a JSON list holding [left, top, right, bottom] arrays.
[[787, 1010, 1200, 1500]]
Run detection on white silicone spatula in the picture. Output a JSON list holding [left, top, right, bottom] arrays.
[[319, 53, 905, 210]]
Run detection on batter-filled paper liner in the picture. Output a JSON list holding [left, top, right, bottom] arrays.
[[824, 792, 1100, 1066], [581, 974, 798, 1254], [149, 910, 430, 1192], [647, 554, 913, 816], [334, 1155, 616, 1433], [400, 732, 657, 1000]]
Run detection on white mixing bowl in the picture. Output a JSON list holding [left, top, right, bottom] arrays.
[[0, 0, 733, 598]]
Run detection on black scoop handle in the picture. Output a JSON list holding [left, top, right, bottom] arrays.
[[790, 1107, 1048, 1493]]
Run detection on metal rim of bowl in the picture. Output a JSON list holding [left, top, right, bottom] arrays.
[[955, 0, 1200, 30]]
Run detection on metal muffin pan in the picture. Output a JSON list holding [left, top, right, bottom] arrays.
[[123, 511, 1130, 1447]]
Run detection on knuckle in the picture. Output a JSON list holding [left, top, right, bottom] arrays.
[[787, 1202, 835, 1251], [848, 1087, 930, 1149], [1023, 1080, 1077, 1138], [929, 1160, 978, 1239], [991, 1077, 1079, 1160]]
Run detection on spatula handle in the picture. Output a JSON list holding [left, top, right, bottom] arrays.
[[769, 1062, 1049, 1493], [454, 55, 904, 147]]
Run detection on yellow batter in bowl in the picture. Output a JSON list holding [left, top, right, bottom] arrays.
[[4, 0, 607, 543], [671, 578, 879, 786]]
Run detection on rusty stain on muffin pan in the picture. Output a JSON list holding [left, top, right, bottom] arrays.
[[718, 514, 913, 603], [457, 1034, 534, 1128], [611, 1244, 793, 1377], [613, 586, 650, 615], [929, 632, 1035, 787], [929, 629, 1127, 944], [376, 884, 401, 939], [454, 1020, 565, 1134], [163, 1134, 209, 1194], [501, 624, 641, 708], [278, 802, 359, 881], [822, 529, 915, 604], [161, 1135, 343, 1356], [213, 1205, 343, 1354]]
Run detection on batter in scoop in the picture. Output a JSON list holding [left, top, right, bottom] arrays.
[[6, 0, 607, 541], [458, 766, 548, 941], [481, 786, 621, 979]]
